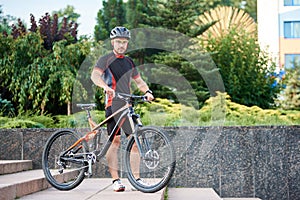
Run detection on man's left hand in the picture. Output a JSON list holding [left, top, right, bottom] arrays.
[[145, 93, 154, 102]]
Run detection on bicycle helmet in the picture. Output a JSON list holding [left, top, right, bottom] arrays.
[[110, 26, 131, 39]]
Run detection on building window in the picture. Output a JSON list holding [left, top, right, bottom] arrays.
[[284, 0, 300, 6], [285, 54, 300, 69], [284, 21, 300, 38]]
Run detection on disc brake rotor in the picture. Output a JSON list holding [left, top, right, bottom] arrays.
[[143, 150, 160, 169]]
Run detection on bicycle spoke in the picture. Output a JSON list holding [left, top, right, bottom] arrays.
[[42, 130, 88, 190]]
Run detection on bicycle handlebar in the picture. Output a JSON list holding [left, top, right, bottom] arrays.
[[116, 93, 149, 103], [76, 93, 148, 111]]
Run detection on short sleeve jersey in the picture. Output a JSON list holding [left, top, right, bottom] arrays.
[[94, 52, 140, 108]]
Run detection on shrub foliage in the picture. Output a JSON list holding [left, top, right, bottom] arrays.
[[1, 94, 299, 129]]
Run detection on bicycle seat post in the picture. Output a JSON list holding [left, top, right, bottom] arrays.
[[86, 108, 91, 119], [76, 104, 97, 130]]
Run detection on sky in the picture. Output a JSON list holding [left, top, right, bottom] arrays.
[[0, 0, 102, 36]]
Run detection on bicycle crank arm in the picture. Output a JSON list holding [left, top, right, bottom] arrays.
[[60, 157, 88, 165], [86, 152, 97, 177]]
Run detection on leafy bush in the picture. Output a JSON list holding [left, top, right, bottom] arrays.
[[0, 117, 9, 127], [0, 95, 299, 129], [278, 63, 300, 110], [0, 97, 15, 117], [1, 119, 44, 128], [27, 115, 55, 128], [0, 111, 53, 128], [200, 92, 300, 125], [204, 28, 282, 109], [53, 110, 106, 128], [141, 98, 200, 126]]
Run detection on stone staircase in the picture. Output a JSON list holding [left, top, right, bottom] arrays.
[[0, 160, 261, 200], [0, 160, 51, 199]]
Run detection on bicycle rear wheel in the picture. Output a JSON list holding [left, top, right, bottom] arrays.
[[125, 127, 176, 193], [42, 129, 88, 190]]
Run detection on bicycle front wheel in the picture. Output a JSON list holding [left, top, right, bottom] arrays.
[[125, 127, 176, 193], [42, 129, 88, 190]]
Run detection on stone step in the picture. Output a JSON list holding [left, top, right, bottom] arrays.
[[19, 178, 166, 200], [168, 188, 222, 200], [0, 169, 50, 199], [0, 169, 80, 199], [0, 160, 32, 175], [167, 188, 262, 200], [0, 160, 261, 200], [223, 198, 261, 200]]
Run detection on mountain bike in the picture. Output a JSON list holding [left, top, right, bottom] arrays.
[[42, 93, 176, 193]]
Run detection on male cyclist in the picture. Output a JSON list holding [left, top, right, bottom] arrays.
[[91, 26, 154, 192]]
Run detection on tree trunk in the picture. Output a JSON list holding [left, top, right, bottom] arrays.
[[67, 101, 72, 115]]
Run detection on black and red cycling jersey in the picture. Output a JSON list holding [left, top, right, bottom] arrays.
[[94, 51, 140, 108]]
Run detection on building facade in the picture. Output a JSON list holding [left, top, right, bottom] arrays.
[[258, 0, 300, 69]]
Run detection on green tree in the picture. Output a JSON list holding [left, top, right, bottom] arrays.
[[192, 5, 277, 108], [0, 10, 90, 115], [1, 32, 46, 113], [0, 31, 91, 115], [132, 0, 220, 105], [52, 5, 80, 24], [0, 33, 15, 108], [151, 51, 211, 108], [148, 0, 221, 36], [94, 0, 126, 41], [204, 28, 280, 108], [125, 0, 157, 29], [280, 64, 300, 110], [228, 0, 257, 21], [243, 0, 257, 21], [46, 40, 91, 115], [0, 6, 16, 35]]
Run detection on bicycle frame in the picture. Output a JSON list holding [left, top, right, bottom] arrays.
[[65, 95, 146, 176]]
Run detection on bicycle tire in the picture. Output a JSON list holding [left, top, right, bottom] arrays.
[[125, 127, 176, 193], [42, 129, 88, 190]]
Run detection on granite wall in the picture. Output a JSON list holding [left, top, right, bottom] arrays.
[[0, 126, 299, 200], [163, 126, 300, 200]]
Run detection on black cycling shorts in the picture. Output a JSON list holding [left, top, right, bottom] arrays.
[[105, 105, 133, 137]]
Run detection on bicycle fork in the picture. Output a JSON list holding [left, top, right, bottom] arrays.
[[133, 129, 160, 169]]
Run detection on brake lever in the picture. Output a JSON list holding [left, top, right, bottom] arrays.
[[142, 96, 152, 103]]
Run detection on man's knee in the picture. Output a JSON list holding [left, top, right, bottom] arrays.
[[112, 135, 121, 146], [131, 142, 139, 152]]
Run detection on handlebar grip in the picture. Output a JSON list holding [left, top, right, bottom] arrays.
[[141, 95, 150, 103], [116, 93, 150, 103]]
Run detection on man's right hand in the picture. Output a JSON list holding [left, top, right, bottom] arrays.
[[104, 86, 115, 98]]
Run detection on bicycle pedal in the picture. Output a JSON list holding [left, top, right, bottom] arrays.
[[85, 172, 93, 177]]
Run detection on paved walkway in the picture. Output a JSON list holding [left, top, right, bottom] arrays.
[[168, 188, 221, 200], [19, 178, 165, 200], [18, 178, 233, 200]]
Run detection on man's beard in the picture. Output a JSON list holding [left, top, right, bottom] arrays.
[[116, 48, 126, 54]]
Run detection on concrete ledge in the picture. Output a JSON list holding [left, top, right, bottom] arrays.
[[0, 170, 51, 199], [168, 188, 222, 200], [16, 177, 50, 198], [0, 184, 17, 200], [0, 169, 82, 199], [0, 160, 32, 175], [223, 199, 261, 200]]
